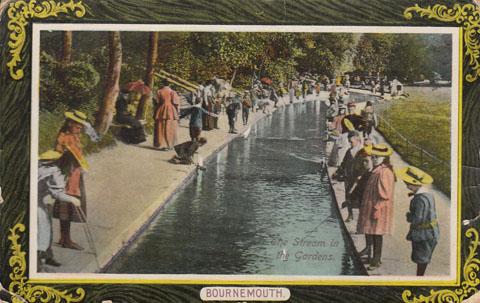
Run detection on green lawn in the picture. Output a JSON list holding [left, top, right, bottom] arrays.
[[377, 87, 451, 195]]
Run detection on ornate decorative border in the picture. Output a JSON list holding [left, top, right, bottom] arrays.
[[2, 2, 478, 302], [8, 223, 85, 303], [404, 3, 480, 82], [402, 228, 480, 303], [6, 0, 86, 80]]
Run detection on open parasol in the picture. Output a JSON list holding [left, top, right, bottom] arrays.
[[124, 80, 152, 95]]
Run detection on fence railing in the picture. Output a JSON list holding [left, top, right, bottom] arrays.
[[375, 112, 450, 194]]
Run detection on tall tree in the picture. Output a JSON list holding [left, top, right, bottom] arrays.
[[353, 33, 395, 76], [136, 32, 159, 120], [62, 31, 73, 66], [95, 31, 122, 134]]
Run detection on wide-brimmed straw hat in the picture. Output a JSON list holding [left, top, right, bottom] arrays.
[[65, 145, 89, 171], [39, 150, 63, 161], [64, 110, 88, 126], [364, 143, 393, 156], [396, 166, 433, 185], [343, 118, 355, 131]]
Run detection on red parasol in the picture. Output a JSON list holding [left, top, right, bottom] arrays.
[[124, 80, 152, 95], [260, 76, 273, 85]]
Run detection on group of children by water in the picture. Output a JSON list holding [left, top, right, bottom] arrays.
[[327, 90, 439, 276]]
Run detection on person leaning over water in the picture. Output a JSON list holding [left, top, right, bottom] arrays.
[[169, 137, 208, 165], [356, 144, 396, 270], [396, 166, 439, 276]]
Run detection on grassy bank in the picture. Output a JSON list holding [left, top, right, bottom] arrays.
[[377, 87, 451, 195]]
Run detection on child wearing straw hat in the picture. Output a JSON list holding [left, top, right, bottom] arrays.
[[397, 166, 439, 276], [356, 143, 395, 270], [38, 150, 81, 268], [53, 110, 90, 250]]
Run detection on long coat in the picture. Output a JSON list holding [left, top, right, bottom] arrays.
[[357, 164, 395, 235], [154, 86, 180, 148], [406, 192, 440, 242]]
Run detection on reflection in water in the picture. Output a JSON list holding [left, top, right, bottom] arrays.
[[107, 102, 364, 275]]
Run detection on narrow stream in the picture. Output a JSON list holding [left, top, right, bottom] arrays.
[[107, 101, 364, 275]]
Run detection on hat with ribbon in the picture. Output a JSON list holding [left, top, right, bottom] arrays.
[[364, 143, 393, 156], [396, 166, 433, 185], [64, 110, 88, 126], [39, 150, 63, 161]]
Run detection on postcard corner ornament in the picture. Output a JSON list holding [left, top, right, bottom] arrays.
[[8, 223, 86, 303], [404, 3, 480, 83], [401, 228, 480, 303], [6, 0, 86, 81]]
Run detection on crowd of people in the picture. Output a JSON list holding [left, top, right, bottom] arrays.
[[327, 84, 439, 276], [36, 71, 439, 277]]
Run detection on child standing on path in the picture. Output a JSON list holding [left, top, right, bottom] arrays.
[[397, 166, 440, 276]]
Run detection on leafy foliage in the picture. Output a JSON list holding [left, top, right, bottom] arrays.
[[353, 33, 452, 82], [40, 51, 100, 112]]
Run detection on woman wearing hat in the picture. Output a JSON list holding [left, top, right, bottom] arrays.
[[356, 144, 396, 270], [53, 110, 90, 250], [397, 166, 439, 276], [38, 150, 82, 268]]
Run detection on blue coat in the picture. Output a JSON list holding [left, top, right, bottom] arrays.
[[406, 192, 440, 242]]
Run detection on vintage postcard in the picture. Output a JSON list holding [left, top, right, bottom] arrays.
[[0, 1, 479, 302]]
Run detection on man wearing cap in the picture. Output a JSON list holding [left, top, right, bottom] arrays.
[[38, 150, 82, 268], [397, 166, 439, 276], [356, 144, 395, 270]]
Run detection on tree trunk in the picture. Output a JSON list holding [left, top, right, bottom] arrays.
[[95, 31, 122, 134], [230, 67, 237, 86], [62, 31, 73, 66], [136, 32, 159, 120]]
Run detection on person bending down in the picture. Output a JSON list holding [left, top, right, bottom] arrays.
[[169, 137, 208, 165]]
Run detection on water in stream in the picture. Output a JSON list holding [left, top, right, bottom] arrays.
[[107, 101, 364, 275]]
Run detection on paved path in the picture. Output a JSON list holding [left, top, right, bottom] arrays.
[[45, 92, 328, 274], [326, 105, 453, 278]]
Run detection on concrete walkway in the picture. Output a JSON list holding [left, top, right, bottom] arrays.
[[45, 92, 328, 274], [326, 111, 453, 278]]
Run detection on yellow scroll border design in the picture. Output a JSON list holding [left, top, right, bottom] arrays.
[[6, 0, 86, 80], [402, 228, 480, 303], [8, 223, 85, 303], [404, 3, 480, 82]]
